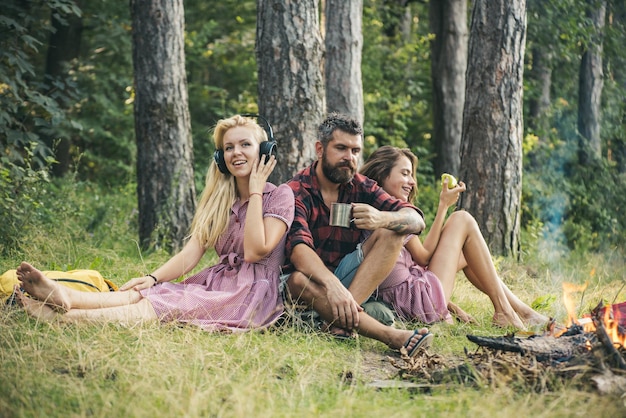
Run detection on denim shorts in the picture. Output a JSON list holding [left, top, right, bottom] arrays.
[[334, 243, 364, 288], [279, 244, 364, 295]]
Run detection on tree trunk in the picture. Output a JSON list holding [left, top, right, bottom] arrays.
[[527, 46, 552, 135], [608, 2, 626, 173], [430, 0, 468, 178], [256, 0, 325, 184], [324, 0, 364, 129], [131, 0, 195, 252], [44, 2, 83, 177], [459, 0, 527, 258], [578, 0, 606, 165]]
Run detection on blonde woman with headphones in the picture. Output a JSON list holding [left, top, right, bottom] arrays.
[[15, 115, 294, 332]]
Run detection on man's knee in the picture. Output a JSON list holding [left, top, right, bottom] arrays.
[[363, 228, 404, 255], [370, 228, 405, 243], [286, 272, 316, 303]]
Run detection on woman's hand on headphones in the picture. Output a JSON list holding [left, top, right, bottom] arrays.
[[249, 154, 276, 195]]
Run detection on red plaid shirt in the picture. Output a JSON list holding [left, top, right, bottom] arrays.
[[284, 160, 423, 273]]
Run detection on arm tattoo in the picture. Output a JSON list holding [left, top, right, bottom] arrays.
[[387, 209, 424, 234]]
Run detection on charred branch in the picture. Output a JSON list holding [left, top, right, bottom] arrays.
[[466, 333, 593, 363], [592, 303, 626, 370]]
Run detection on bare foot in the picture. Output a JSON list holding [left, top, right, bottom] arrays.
[[14, 285, 60, 322], [16, 262, 71, 311], [448, 301, 477, 324], [519, 310, 550, 326], [493, 311, 526, 330], [398, 328, 433, 357]]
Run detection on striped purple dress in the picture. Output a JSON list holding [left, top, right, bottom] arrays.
[[376, 238, 451, 324], [141, 183, 294, 332]]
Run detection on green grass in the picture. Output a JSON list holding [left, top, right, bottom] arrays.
[[1, 179, 625, 417]]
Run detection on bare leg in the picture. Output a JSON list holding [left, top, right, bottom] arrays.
[[61, 299, 158, 325], [428, 212, 527, 329], [347, 229, 405, 304], [447, 301, 475, 324], [287, 272, 431, 352], [17, 262, 143, 310], [14, 286, 60, 322], [17, 262, 71, 310], [500, 282, 548, 325], [15, 283, 157, 325]]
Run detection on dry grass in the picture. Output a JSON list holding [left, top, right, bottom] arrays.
[[1, 181, 625, 417]]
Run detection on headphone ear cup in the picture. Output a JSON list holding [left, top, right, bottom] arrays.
[[213, 149, 228, 174], [259, 141, 277, 163]]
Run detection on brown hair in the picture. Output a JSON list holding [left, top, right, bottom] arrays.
[[317, 112, 363, 148], [360, 145, 418, 202]]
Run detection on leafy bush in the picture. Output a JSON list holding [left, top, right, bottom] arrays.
[[0, 142, 54, 255], [1, 1, 81, 170], [523, 134, 626, 252]]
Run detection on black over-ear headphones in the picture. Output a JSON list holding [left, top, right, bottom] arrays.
[[213, 114, 277, 174]]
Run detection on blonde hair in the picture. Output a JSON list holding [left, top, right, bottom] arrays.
[[189, 115, 268, 248]]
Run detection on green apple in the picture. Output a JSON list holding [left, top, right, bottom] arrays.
[[441, 173, 458, 189]]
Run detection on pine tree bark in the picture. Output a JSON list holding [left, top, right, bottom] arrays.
[[324, 0, 364, 128], [459, 0, 526, 257], [256, 0, 325, 184], [430, 0, 468, 178], [131, 0, 195, 252], [578, 0, 606, 165]]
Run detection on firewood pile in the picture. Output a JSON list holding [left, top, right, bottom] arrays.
[[389, 302, 626, 394]]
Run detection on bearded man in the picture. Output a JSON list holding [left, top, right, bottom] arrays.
[[281, 113, 433, 357]]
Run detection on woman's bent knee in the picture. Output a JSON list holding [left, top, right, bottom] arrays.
[[446, 210, 479, 230]]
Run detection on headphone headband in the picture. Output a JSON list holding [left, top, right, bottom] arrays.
[[214, 113, 278, 174], [240, 113, 274, 142]]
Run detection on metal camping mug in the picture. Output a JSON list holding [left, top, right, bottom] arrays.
[[330, 203, 352, 228]]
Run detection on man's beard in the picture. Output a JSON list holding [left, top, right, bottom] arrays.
[[321, 152, 356, 184]]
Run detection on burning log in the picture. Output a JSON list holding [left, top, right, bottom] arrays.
[[591, 302, 626, 370], [391, 298, 626, 394]]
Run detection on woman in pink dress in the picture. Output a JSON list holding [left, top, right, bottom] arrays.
[[360, 146, 547, 329], [15, 115, 294, 332]]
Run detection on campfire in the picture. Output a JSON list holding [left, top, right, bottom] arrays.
[[552, 281, 626, 369], [556, 282, 625, 336], [390, 282, 626, 394]]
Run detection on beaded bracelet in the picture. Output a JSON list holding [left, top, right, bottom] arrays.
[[147, 274, 158, 284]]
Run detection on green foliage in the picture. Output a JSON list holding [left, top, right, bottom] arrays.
[[18, 1, 137, 185], [0, 0, 81, 170], [524, 0, 626, 252], [184, 0, 258, 188], [65, 1, 135, 184], [0, 142, 54, 255], [523, 131, 626, 252], [361, 1, 434, 173]]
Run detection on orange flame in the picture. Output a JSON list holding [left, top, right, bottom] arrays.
[[601, 304, 626, 348], [558, 281, 626, 348], [560, 281, 589, 329]]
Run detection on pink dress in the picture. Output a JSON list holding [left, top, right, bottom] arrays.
[[141, 183, 294, 332], [376, 236, 451, 324]]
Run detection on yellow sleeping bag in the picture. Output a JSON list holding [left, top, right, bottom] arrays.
[[1, 268, 118, 304]]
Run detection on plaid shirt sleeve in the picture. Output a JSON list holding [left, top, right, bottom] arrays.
[[285, 179, 315, 254]]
